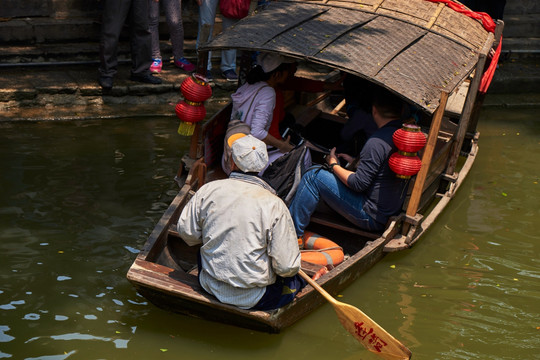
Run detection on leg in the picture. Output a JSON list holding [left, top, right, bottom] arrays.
[[250, 275, 306, 311], [288, 167, 381, 236], [219, 16, 239, 72], [288, 167, 330, 237], [148, 0, 162, 60], [163, 0, 186, 60], [129, 0, 153, 76], [196, 0, 218, 71], [99, 0, 131, 78]]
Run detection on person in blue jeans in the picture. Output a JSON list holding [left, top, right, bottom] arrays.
[[195, 0, 239, 82], [288, 89, 409, 236], [148, 0, 195, 74]]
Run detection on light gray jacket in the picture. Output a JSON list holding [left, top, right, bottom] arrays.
[[177, 172, 301, 309]]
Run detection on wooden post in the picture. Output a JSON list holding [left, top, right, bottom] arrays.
[[189, 123, 201, 159], [465, 29, 500, 137], [402, 91, 449, 235], [445, 32, 494, 176], [331, 99, 346, 115]]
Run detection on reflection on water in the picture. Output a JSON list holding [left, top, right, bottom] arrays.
[[0, 108, 539, 359]]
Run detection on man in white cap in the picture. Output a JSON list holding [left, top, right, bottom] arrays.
[[177, 134, 305, 310]]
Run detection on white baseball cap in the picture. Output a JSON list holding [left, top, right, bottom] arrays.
[[230, 134, 268, 173], [256, 52, 295, 73]]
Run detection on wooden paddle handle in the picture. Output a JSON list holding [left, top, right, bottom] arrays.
[[298, 270, 337, 305]]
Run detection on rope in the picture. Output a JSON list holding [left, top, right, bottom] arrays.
[[479, 36, 502, 94], [301, 246, 343, 253]]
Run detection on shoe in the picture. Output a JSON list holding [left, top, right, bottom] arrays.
[[98, 76, 113, 90], [150, 58, 162, 73], [130, 73, 162, 85], [205, 70, 213, 83], [222, 69, 238, 82], [174, 57, 196, 72]]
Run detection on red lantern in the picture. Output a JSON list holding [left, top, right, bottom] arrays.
[[180, 73, 212, 103], [175, 100, 206, 136], [390, 123, 426, 178], [176, 74, 212, 136], [392, 124, 426, 153], [389, 152, 422, 179]]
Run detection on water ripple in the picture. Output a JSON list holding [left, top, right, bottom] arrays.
[[25, 332, 130, 349]]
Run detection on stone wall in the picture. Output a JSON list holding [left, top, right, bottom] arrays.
[[0, 0, 199, 44], [0, 0, 100, 18], [502, 0, 540, 54]]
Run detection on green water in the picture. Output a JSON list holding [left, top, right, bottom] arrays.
[[0, 107, 538, 360]]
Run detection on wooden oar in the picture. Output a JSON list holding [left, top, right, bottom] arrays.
[[298, 270, 411, 360]]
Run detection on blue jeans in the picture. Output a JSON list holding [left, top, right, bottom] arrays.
[[196, 0, 238, 72], [288, 167, 383, 237], [250, 275, 306, 311]]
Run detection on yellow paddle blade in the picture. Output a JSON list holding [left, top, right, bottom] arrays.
[[332, 300, 411, 360], [298, 270, 411, 359]]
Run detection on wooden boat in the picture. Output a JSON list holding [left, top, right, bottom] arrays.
[[127, 0, 502, 333]]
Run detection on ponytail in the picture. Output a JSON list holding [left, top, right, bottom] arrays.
[[246, 65, 271, 84]]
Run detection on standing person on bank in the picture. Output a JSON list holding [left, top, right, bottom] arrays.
[[195, 0, 239, 81], [148, 0, 196, 74], [288, 89, 409, 236], [98, 0, 162, 89], [177, 134, 305, 310]]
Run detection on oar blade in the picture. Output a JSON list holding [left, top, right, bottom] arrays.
[[333, 301, 411, 360]]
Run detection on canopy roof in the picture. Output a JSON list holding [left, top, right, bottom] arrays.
[[201, 0, 494, 114]]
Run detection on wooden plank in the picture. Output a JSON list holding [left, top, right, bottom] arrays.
[[426, 2, 445, 29], [310, 214, 381, 240], [128, 259, 200, 291], [445, 80, 469, 118], [201, 103, 233, 169]]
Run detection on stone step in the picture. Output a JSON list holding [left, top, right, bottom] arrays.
[[488, 58, 540, 94], [0, 62, 237, 121], [502, 38, 540, 57], [0, 40, 200, 65], [0, 13, 202, 45], [502, 14, 540, 38], [504, 0, 540, 15]]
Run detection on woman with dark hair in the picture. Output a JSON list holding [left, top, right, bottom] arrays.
[[223, 52, 301, 174]]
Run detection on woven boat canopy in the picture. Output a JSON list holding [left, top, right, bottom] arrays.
[[201, 0, 494, 114]]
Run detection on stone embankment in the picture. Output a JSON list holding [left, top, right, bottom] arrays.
[[0, 39, 237, 121]]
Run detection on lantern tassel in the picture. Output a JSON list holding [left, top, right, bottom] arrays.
[[178, 122, 196, 136]]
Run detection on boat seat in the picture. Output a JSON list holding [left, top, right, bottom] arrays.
[[310, 207, 382, 240]]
